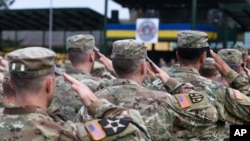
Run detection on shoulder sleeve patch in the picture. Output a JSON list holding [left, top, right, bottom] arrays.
[[234, 89, 243, 100], [85, 120, 106, 140], [174, 93, 191, 108], [98, 118, 130, 136], [188, 92, 204, 103]]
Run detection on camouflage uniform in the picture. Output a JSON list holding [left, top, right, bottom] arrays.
[[165, 30, 250, 140], [50, 35, 108, 121], [233, 44, 250, 81], [0, 47, 150, 141], [76, 39, 220, 140], [91, 61, 115, 80]]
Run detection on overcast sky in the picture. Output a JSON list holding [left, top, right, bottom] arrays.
[[9, 0, 129, 19]]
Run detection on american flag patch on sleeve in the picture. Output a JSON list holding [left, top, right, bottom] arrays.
[[85, 120, 106, 140], [175, 93, 191, 108], [234, 90, 243, 100]]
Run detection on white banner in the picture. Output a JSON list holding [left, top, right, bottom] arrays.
[[136, 18, 159, 43]]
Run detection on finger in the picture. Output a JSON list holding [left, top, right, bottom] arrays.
[[63, 73, 78, 85], [71, 84, 81, 92]]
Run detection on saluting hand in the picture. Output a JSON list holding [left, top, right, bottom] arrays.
[[63, 73, 98, 107]]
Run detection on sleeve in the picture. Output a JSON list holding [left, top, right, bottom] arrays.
[[74, 99, 151, 141], [216, 87, 250, 124], [224, 70, 250, 95]]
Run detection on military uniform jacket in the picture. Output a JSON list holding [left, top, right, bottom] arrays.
[[50, 67, 108, 121], [91, 79, 218, 140], [0, 99, 150, 141], [167, 67, 250, 139]]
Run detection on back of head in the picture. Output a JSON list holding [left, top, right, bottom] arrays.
[[200, 57, 218, 79], [233, 44, 248, 63], [8, 47, 56, 93], [218, 49, 242, 72], [177, 30, 209, 64], [66, 34, 97, 66], [111, 39, 147, 77]]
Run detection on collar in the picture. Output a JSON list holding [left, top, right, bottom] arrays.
[[66, 67, 89, 75], [3, 105, 47, 115], [0, 101, 16, 108], [173, 67, 200, 75], [111, 79, 142, 87]]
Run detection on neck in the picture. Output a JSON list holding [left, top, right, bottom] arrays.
[[15, 91, 47, 112], [72, 63, 92, 73], [180, 63, 201, 71], [118, 74, 144, 84], [3, 95, 15, 104]]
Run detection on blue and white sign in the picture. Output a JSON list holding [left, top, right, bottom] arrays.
[[136, 18, 159, 43]]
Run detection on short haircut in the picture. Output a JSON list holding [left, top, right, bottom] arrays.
[[200, 68, 218, 78], [177, 48, 208, 65], [11, 74, 54, 94], [2, 81, 15, 98], [112, 59, 144, 77], [68, 48, 92, 66]]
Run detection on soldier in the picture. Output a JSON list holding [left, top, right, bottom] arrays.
[[0, 47, 150, 141], [163, 30, 250, 140], [50, 34, 109, 121], [75, 39, 220, 140], [234, 44, 248, 67], [91, 60, 116, 80], [217, 49, 243, 86], [199, 57, 219, 81]]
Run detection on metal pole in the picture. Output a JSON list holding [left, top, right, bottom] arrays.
[[48, 0, 53, 49], [102, 0, 108, 55], [191, 0, 197, 30]]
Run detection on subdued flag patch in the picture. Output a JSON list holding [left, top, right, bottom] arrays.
[[234, 90, 243, 100]]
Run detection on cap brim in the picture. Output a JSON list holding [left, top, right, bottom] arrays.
[[54, 67, 64, 76], [94, 47, 100, 52], [146, 56, 153, 62]]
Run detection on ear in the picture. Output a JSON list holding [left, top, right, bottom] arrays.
[[140, 61, 147, 76], [200, 52, 206, 63], [45, 76, 55, 94], [89, 51, 95, 63]]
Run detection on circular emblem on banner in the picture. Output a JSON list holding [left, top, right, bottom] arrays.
[[137, 20, 157, 42]]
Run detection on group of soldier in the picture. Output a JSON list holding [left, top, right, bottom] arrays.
[[0, 30, 250, 141]]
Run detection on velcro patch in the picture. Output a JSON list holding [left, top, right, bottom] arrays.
[[175, 93, 191, 108], [189, 93, 204, 103], [99, 118, 129, 136], [234, 90, 243, 100], [85, 120, 106, 140]]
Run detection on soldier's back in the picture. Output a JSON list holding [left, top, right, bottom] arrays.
[[94, 79, 218, 140], [51, 67, 107, 121]]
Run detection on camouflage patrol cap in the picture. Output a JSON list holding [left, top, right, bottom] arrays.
[[7, 47, 56, 79], [66, 34, 98, 51], [111, 39, 147, 60], [201, 57, 216, 69], [177, 30, 209, 48], [233, 44, 248, 56], [218, 49, 242, 65]]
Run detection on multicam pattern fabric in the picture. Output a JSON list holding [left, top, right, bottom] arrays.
[[82, 79, 219, 140], [218, 49, 243, 64], [166, 66, 250, 140], [49, 67, 108, 121], [0, 99, 150, 141], [111, 39, 147, 60], [91, 61, 114, 80], [177, 30, 209, 48], [66, 34, 96, 50]]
